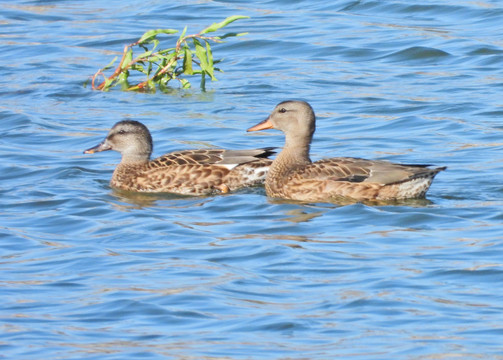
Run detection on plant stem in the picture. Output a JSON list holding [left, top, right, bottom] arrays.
[[93, 45, 130, 90]]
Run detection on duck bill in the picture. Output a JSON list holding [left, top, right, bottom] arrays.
[[83, 141, 111, 154], [247, 117, 274, 132]]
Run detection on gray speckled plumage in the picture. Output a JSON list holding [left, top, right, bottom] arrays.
[[247, 100, 445, 202], [85, 120, 274, 195]]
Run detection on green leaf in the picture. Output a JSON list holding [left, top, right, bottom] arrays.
[[103, 77, 114, 91], [147, 79, 156, 91], [180, 78, 191, 89], [215, 32, 249, 40], [200, 70, 206, 91], [131, 64, 146, 74], [118, 71, 130, 90], [183, 46, 193, 75], [206, 41, 213, 68], [102, 56, 118, 70], [122, 48, 133, 69], [158, 77, 170, 93], [193, 40, 215, 80], [136, 50, 154, 60], [200, 15, 249, 34], [205, 41, 216, 81], [158, 47, 175, 55], [158, 57, 168, 71], [138, 29, 178, 44], [194, 39, 208, 71], [178, 26, 188, 41]]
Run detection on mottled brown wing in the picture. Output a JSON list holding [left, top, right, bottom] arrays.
[[295, 157, 438, 185], [289, 157, 372, 183], [149, 149, 225, 168], [151, 148, 275, 168]]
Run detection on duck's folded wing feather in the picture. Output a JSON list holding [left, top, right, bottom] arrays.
[[298, 157, 443, 185], [153, 148, 275, 168]]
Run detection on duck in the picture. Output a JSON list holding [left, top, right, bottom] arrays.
[[247, 100, 445, 202], [84, 120, 274, 195]]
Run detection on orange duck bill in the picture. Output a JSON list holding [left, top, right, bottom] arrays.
[[247, 118, 274, 132]]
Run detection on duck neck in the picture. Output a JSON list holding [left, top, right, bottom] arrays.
[[120, 152, 151, 165], [113, 152, 150, 183], [270, 133, 312, 176], [111, 154, 149, 189]]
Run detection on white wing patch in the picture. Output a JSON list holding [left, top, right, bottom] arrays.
[[220, 163, 239, 170]]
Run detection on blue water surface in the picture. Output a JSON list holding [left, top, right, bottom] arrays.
[[1, 0, 503, 359]]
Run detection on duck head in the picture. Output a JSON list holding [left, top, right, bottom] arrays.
[[84, 120, 153, 162], [247, 100, 316, 147]]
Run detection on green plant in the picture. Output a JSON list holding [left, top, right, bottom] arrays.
[[90, 15, 249, 92]]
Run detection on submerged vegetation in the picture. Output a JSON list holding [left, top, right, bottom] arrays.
[[90, 15, 248, 92]]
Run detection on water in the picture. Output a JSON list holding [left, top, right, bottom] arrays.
[[1, 0, 503, 359]]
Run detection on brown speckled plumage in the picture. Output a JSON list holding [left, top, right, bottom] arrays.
[[84, 120, 274, 195], [247, 100, 445, 202]]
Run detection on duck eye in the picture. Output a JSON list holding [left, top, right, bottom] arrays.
[[279, 108, 287, 113], [118, 129, 126, 135]]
